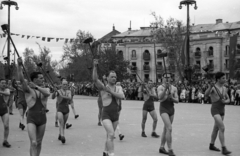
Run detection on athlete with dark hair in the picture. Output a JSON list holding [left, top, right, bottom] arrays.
[[205, 72, 231, 155], [141, 80, 160, 138], [0, 78, 11, 148], [52, 80, 71, 144], [17, 57, 50, 156], [157, 73, 179, 156], [93, 59, 125, 156]]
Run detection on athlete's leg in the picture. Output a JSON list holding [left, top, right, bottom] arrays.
[[98, 106, 102, 126], [27, 123, 38, 156], [70, 101, 79, 118], [149, 110, 158, 133], [36, 124, 46, 156], [213, 115, 225, 147], [57, 112, 64, 136], [102, 119, 118, 155], [141, 110, 148, 137], [161, 113, 174, 150], [2, 113, 10, 142]]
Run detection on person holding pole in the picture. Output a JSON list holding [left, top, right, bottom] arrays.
[[92, 59, 125, 156], [157, 73, 179, 156], [17, 57, 50, 156], [205, 72, 231, 155]]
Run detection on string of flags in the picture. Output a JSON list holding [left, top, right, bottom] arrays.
[[0, 32, 76, 43]]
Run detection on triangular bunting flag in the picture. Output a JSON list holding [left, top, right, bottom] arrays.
[[70, 39, 74, 43], [47, 37, 54, 42], [42, 37, 46, 41], [65, 39, 69, 43], [22, 35, 25, 38], [56, 38, 59, 42], [27, 36, 30, 39]]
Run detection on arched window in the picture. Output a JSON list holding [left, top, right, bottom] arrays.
[[157, 49, 162, 55], [196, 47, 201, 52], [143, 50, 150, 60], [225, 45, 229, 56], [118, 50, 123, 58], [208, 46, 214, 56], [132, 50, 136, 57]]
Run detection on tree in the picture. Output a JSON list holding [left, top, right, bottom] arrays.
[[23, 47, 37, 79], [60, 30, 130, 82], [150, 12, 186, 81]]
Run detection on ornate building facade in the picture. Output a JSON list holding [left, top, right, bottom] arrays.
[[100, 19, 240, 82]]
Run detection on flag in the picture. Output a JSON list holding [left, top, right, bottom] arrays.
[[229, 33, 239, 79], [42, 37, 46, 41], [181, 34, 187, 66]]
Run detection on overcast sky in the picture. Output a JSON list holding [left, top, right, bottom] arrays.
[[0, 0, 240, 62]]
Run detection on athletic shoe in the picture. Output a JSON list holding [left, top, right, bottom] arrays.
[[98, 122, 102, 126], [9, 112, 13, 115], [209, 144, 220, 152], [66, 123, 72, 129], [75, 115, 79, 119], [151, 132, 160, 138], [61, 136, 66, 144], [19, 123, 21, 128], [45, 109, 49, 113], [55, 122, 59, 127], [222, 147, 231, 155], [58, 135, 61, 141], [141, 132, 147, 137], [119, 134, 124, 141], [168, 150, 176, 156], [159, 147, 168, 154], [2, 141, 11, 148], [21, 124, 25, 131]]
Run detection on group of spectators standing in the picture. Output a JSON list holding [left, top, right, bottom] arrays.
[[71, 80, 240, 105]]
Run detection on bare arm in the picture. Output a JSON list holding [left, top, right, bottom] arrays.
[[109, 89, 125, 99], [170, 87, 179, 103], [92, 59, 105, 91], [223, 87, 230, 104], [58, 90, 72, 100], [157, 85, 167, 100], [0, 88, 10, 96], [17, 62, 30, 93]]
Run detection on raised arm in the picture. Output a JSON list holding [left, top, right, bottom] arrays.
[[92, 59, 104, 91], [17, 57, 30, 93]]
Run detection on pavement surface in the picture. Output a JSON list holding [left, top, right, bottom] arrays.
[[0, 95, 240, 156]]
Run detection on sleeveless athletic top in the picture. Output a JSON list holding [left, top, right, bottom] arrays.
[[27, 90, 47, 126], [211, 86, 225, 116], [57, 90, 70, 115], [0, 93, 8, 116]]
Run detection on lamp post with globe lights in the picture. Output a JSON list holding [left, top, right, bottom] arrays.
[[0, 0, 19, 79], [179, 0, 197, 84]]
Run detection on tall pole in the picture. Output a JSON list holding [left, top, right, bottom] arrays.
[[154, 42, 158, 83], [179, 0, 198, 85], [7, 0, 10, 79], [0, 0, 19, 79], [186, 4, 190, 84]]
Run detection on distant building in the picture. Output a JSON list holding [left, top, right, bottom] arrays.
[[100, 19, 240, 82]]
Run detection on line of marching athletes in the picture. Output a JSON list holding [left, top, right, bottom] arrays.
[[0, 57, 232, 156]]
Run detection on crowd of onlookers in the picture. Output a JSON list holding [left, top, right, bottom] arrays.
[[71, 80, 240, 105]]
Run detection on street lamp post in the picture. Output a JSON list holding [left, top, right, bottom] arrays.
[[0, 0, 19, 79], [179, 0, 197, 84]]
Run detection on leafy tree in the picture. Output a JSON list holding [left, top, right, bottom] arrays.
[[150, 12, 186, 81]]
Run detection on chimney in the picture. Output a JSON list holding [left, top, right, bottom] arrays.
[[216, 19, 223, 24], [128, 21, 131, 31], [113, 24, 115, 30]]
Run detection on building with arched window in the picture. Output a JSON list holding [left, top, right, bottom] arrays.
[[99, 19, 240, 82]]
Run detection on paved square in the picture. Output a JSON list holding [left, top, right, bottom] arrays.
[[0, 95, 239, 156]]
